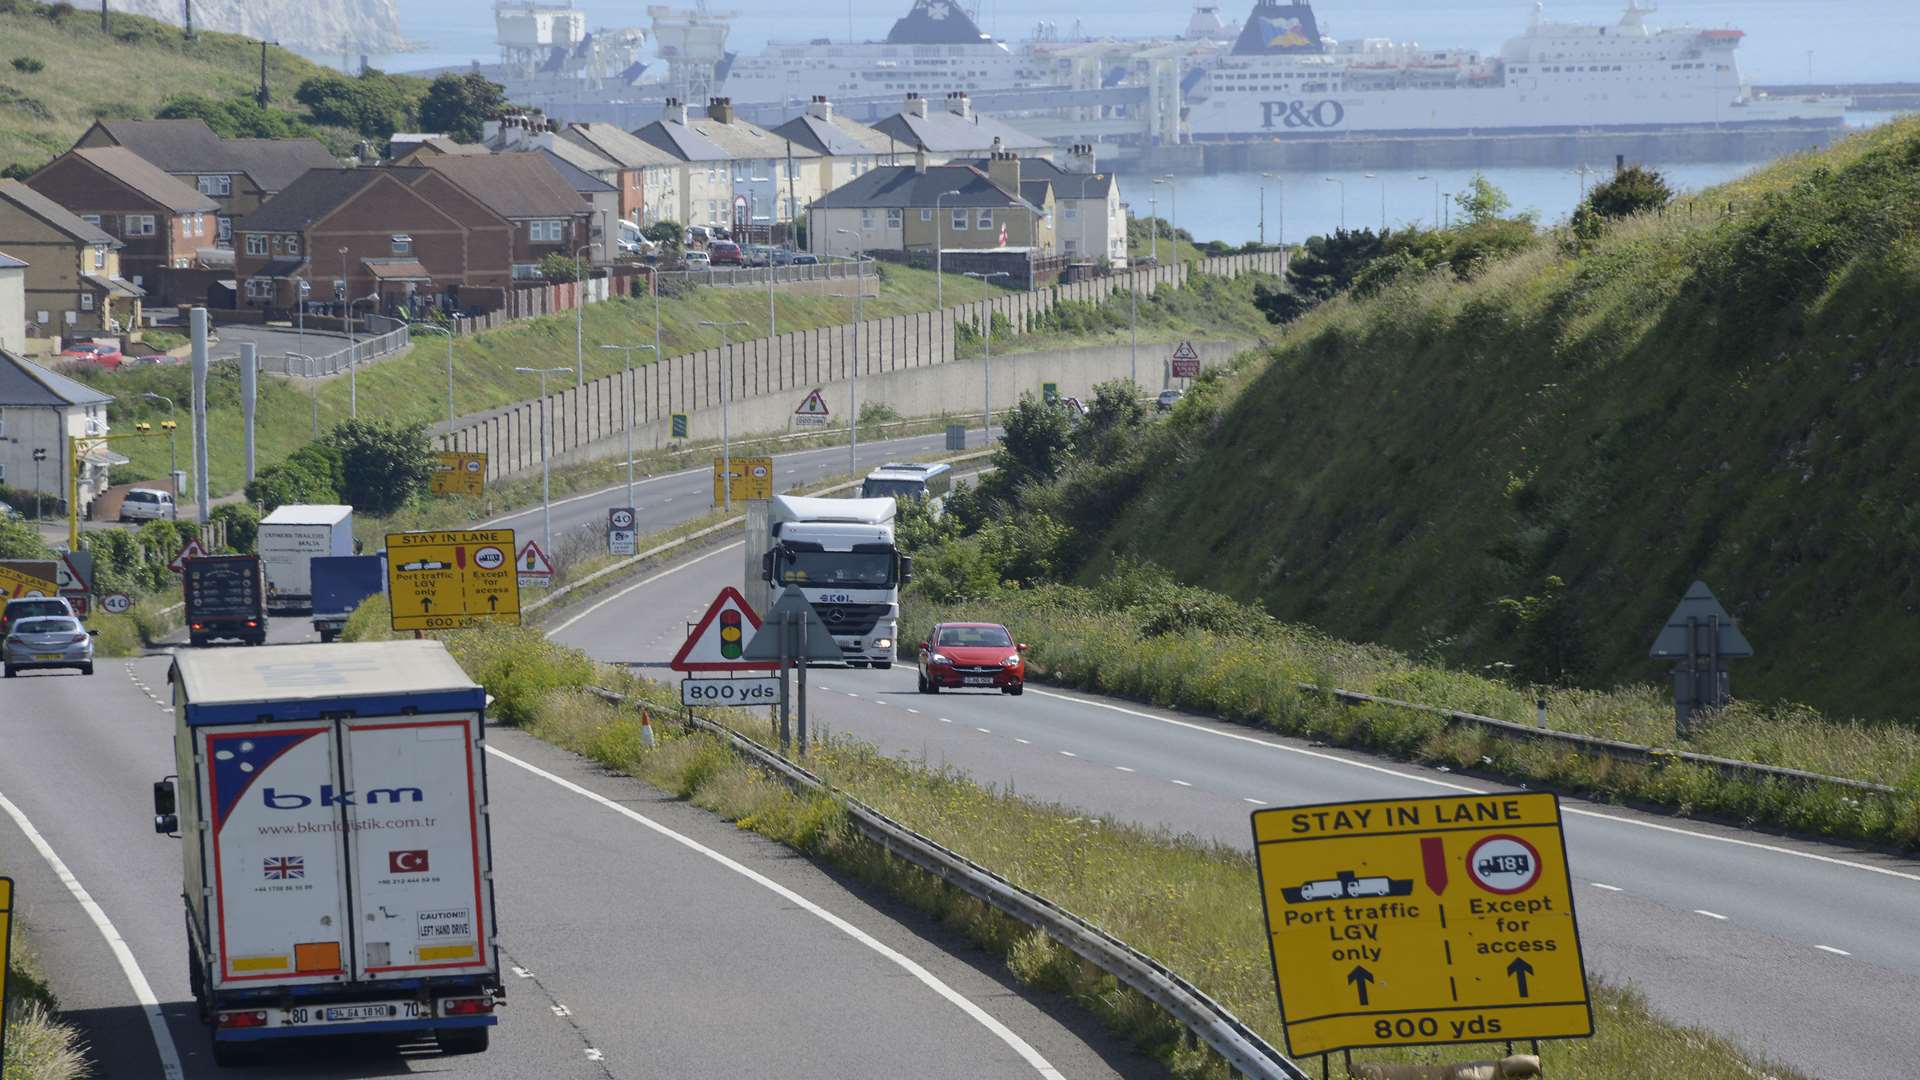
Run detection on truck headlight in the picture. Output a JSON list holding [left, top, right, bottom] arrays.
[[874, 637, 892, 650]]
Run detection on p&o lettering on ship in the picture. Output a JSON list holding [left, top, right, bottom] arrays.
[[1261, 98, 1347, 130]]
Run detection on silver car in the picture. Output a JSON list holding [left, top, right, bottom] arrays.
[[3, 615, 96, 677]]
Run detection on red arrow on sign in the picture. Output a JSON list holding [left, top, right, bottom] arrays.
[[1420, 836, 1449, 896]]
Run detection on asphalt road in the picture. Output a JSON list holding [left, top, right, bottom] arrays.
[[550, 543, 1920, 1080], [0, 553, 1148, 1075]]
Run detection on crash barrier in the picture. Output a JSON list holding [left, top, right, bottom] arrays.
[[585, 683, 1308, 1080], [261, 327, 411, 377], [437, 250, 1286, 481], [1315, 685, 1902, 798]]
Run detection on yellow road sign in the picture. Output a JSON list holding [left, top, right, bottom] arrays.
[[1251, 792, 1591, 1057], [713, 456, 773, 503], [0, 565, 58, 600], [429, 452, 488, 496], [384, 529, 520, 631], [1, 876, 13, 1062]]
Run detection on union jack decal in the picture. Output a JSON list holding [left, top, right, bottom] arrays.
[[263, 856, 304, 880]]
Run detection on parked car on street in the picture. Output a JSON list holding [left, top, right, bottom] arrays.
[[3, 614, 96, 677], [0, 500, 20, 520], [771, 248, 797, 266], [60, 341, 124, 369], [708, 240, 743, 266], [1156, 388, 1184, 412], [684, 250, 711, 271], [790, 254, 820, 266], [743, 244, 775, 267], [917, 622, 1026, 695], [687, 224, 712, 246], [118, 487, 176, 521]]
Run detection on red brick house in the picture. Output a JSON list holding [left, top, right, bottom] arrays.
[[26, 147, 219, 304], [410, 154, 595, 280]]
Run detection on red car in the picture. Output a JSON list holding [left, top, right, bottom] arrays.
[[707, 239, 743, 265], [60, 341, 124, 369], [917, 622, 1026, 695]]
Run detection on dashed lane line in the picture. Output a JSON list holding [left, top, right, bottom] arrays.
[[1694, 910, 1729, 920], [487, 746, 1068, 1079], [1816, 945, 1851, 957], [1114, 766, 1135, 773], [1591, 883, 1624, 892], [1170, 779, 1193, 787]]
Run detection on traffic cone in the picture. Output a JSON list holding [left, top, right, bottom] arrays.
[[639, 707, 657, 749]]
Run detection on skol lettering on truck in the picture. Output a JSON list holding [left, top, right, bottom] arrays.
[[154, 641, 501, 1066]]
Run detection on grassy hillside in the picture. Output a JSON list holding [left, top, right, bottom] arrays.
[[0, 0, 334, 171], [1090, 116, 1920, 723]]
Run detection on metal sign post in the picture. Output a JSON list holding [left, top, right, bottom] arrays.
[[1647, 581, 1753, 738], [797, 615, 809, 754], [778, 611, 792, 752]]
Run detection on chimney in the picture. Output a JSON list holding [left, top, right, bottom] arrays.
[[987, 150, 1020, 196], [483, 117, 504, 143], [914, 147, 928, 175], [906, 92, 928, 118], [807, 94, 832, 121], [1065, 142, 1096, 174], [665, 97, 688, 125], [708, 96, 735, 124], [948, 90, 972, 122]]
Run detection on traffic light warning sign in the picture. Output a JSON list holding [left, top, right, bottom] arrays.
[[670, 586, 778, 672]]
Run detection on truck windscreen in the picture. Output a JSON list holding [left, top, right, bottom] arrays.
[[779, 550, 895, 587]]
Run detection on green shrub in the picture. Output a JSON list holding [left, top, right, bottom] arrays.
[[10, 55, 44, 73], [210, 503, 260, 553]]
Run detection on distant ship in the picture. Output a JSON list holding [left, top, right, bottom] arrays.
[[1189, 0, 1849, 138]]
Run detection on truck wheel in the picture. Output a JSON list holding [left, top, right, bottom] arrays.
[[189, 634, 207, 648], [318, 629, 336, 644], [210, 1039, 256, 1067], [873, 662, 892, 670], [437, 1026, 490, 1055], [3, 665, 14, 679], [848, 661, 869, 669]]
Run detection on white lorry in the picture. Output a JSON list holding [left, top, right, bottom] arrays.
[[745, 494, 909, 668], [153, 641, 500, 1065], [258, 504, 355, 614]]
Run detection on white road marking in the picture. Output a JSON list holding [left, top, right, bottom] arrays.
[[1244, 798, 1265, 805], [0, 789, 185, 1080], [976, 727, 992, 734], [1694, 910, 1729, 920], [488, 746, 1067, 1079], [551, 1004, 573, 1017], [1014, 738, 1031, 745], [1170, 779, 1193, 787], [1027, 687, 1920, 886], [940, 718, 952, 724], [513, 965, 535, 978], [1590, 883, 1624, 892], [906, 708, 921, 715], [1058, 750, 1076, 757], [1114, 766, 1135, 773], [547, 542, 740, 636], [584, 1048, 606, 1062], [1815, 945, 1851, 956]]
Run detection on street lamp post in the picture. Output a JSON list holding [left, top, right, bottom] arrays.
[[932, 188, 962, 309], [296, 278, 310, 360], [1416, 175, 1442, 229], [513, 366, 572, 556], [1147, 189, 1158, 264], [698, 320, 750, 511], [1324, 177, 1346, 231], [142, 392, 180, 517], [599, 343, 657, 507], [408, 323, 455, 430], [1442, 193, 1453, 229], [1363, 173, 1386, 232], [346, 294, 378, 417], [963, 270, 1009, 447], [573, 241, 598, 388], [829, 282, 880, 476], [1258, 172, 1274, 246], [1153, 176, 1176, 261]]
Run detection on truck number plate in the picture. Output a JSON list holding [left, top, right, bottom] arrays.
[[325, 1004, 397, 1022], [963, 676, 995, 686]]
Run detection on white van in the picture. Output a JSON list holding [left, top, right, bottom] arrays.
[[119, 487, 175, 521]]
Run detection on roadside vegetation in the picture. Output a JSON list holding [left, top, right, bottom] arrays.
[[332, 609, 1811, 1080], [1087, 117, 1920, 723], [78, 263, 1003, 496], [1, 909, 90, 1080], [953, 269, 1276, 360]]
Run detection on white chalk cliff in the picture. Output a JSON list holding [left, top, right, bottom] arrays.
[[108, 0, 410, 56]]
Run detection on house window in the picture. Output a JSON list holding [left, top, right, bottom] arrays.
[[191, 212, 203, 236], [124, 214, 155, 237], [246, 278, 274, 300], [951, 208, 967, 230], [512, 263, 543, 280], [530, 220, 565, 243], [245, 235, 267, 256], [198, 174, 232, 196], [861, 209, 875, 228], [392, 234, 412, 255], [920, 209, 932, 222], [217, 217, 231, 243], [92, 245, 106, 270], [81, 213, 101, 227], [284, 235, 298, 254], [131, 275, 142, 288], [1062, 205, 1078, 222], [81, 292, 95, 311], [976, 208, 992, 229], [886, 208, 902, 228]]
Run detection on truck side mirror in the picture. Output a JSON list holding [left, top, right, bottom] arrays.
[[900, 555, 914, 584], [759, 551, 774, 582], [153, 777, 179, 836]]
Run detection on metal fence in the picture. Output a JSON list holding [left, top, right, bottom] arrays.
[[262, 326, 412, 377], [651, 260, 871, 291]]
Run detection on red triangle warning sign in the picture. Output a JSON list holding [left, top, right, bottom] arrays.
[[1171, 340, 1200, 360], [671, 586, 778, 672], [794, 388, 831, 417], [517, 539, 555, 577], [169, 538, 208, 574]]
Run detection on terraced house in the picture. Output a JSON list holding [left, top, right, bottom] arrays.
[[0, 181, 142, 353], [634, 98, 820, 239], [25, 147, 218, 305]]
